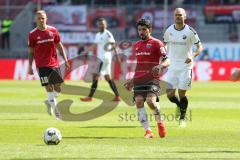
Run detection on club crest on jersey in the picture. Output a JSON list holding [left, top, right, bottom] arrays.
[[37, 36, 41, 40], [49, 32, 53, 37], [182, 35, 187, 39], [146, 43, 152, 49]]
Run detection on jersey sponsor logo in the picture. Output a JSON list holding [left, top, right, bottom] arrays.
[[37, 38, 54, 44], [136, 52, 151, 56]]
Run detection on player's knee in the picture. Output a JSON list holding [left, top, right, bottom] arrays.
[[167, 89, 175, 98], [135, 96, 144, 107], [54, 83, 61, 92], [167, 93, 174, 99], [178, 89, 187, 98], [146, 97, 155, 106], [104, 75, 111, 81], [45, 85, 53, 92]]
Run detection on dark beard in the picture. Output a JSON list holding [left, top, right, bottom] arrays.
[[140, 35, 147, 40]]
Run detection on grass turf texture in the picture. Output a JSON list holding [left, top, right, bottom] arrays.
[[0, 80, 240, 159]]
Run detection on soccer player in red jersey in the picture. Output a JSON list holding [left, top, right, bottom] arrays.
[[28, 10, 70, 119], [124, 19, 169, 138]]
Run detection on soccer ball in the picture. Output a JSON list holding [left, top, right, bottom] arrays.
[[43, 127, 62, 145]]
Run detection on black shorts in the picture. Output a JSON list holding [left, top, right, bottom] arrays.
[[133, 82, 160, 102], [38, 67, 63, 86]]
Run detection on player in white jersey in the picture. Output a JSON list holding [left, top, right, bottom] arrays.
[[163, 8, 203, 127], [80, 18, 121, 102]]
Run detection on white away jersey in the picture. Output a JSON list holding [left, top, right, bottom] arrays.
[[163, 24, 200, 69], [94, 29, 115, 60]]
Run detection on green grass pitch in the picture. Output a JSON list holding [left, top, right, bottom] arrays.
[[0, 80, 240, 159]]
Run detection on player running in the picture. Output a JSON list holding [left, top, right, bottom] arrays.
[[80, 18, 121, 102], [163, 8, 203, 127], [124, 19, 169, 138], [28, 10, 70, 119]]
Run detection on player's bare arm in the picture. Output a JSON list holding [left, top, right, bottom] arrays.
[[110, 42, 120, 62], [185, 42, 203, 64], [152, 57, 170, 75], [28, 47, 34, 75], [56, 42, 70, 70]]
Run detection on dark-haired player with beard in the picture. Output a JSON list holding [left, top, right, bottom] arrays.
[[124, 19, 169, 138]]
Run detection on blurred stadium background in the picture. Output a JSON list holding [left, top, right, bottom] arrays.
[[1, 1, 240, 159], [0, 0, 240, 81]]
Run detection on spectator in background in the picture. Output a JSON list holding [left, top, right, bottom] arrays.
[[125, 15, 137, 39], [1, 15, 13, 50]]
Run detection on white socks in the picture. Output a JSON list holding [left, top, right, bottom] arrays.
[[137, 107, 151, 131], [47, 92, 56, 109]]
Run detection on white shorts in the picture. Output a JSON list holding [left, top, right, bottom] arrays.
[[164, 69, 193, 90], [99, 60, 111, 76]]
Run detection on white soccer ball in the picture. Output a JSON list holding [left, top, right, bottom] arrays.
[[43, 127, 62, 145]]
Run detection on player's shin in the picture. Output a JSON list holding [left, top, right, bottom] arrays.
[[108, 80, 119, 96], [137, 107, 151, 131], [47, 92, 56, 108], [151, 103, 166, 138], [168, 95, 181, 107], [88, 80, 98, 97], [179, 96, 188, 119]]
